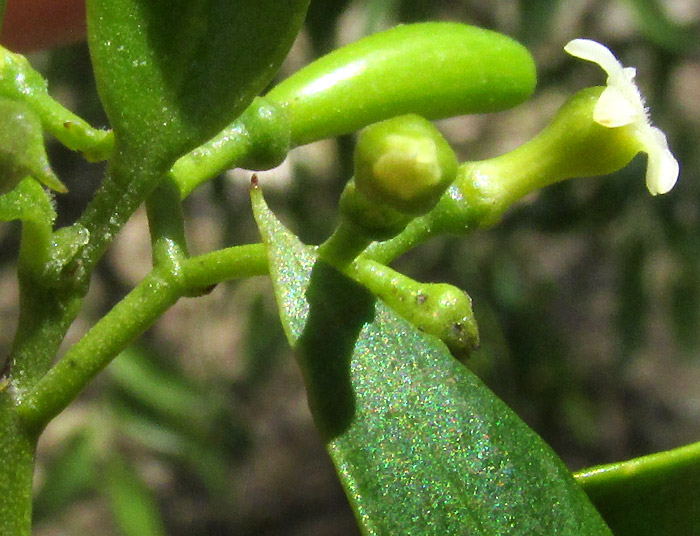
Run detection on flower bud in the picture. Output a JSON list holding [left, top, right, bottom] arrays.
[[354, 114, 458, 215], [349, 259, 480, 361], [335, 115, 457, 247]]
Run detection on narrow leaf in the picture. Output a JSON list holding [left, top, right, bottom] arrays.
[[576, 441, 700, 535], [252, 186, 611, 535], [104, 454, 167, 536]]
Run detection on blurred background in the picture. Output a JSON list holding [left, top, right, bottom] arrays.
[[1, 0, 699, 534]]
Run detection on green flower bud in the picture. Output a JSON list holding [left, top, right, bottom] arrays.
[[328, 114, 457, 263], [354, 115, 458, 215], [267, 22, 536, 146], [349, 259, 480, 361], [0, 97, 65, 195]]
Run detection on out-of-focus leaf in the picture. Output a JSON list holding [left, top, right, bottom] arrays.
[[617, 238, 648, 356], [517, 0, 560, 45], [621, 0, 699, 53], [576, 441, 700, 535], [670, 262, 700, 352], [33, 432, 97, 520], [104, 454, 167, 536], [252, 186, 611, 535]]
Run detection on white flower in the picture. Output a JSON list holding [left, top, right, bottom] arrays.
[[564, 39, 679, 195]]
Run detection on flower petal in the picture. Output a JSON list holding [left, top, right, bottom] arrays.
[[564, 39, 624, 80], [638, 126, 679, 195], [593, 86, 643, 127]]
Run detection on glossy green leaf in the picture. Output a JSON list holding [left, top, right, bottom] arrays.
[[576, 441, 700, 535], [267, 22, 536, 146], [87, 0, 309, 168], [251, 186, 611, 535]]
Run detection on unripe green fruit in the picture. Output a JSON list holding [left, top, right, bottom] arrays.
[[267, 22, 536, 146]]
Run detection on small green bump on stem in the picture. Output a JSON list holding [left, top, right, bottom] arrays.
[[39, 224, 90, 290], [347, 258, 480, 361], [171, 97, 291, 199], [236, 97, 291, 171]]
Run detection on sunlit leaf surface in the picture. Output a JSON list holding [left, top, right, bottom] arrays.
[[252, 186, 611, 535]]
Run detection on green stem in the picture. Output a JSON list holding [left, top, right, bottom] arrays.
[[363, 217, 434, 264], [16, 269, 182, 433], [181, 243, 269, 288], [145, 179, 189, 268], [0, 392, 35, 536], [170, 124, 251, 199], [318, 221, 372, 269], [7, 151, 167, 395], [75, 150, 169, 288], [16, 243, 269, 433], [8, 280, 81, 391]]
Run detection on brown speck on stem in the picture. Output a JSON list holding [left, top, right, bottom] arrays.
[[250, 173, 259, 189]]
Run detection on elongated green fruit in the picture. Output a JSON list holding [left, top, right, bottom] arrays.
[[267, 22, 536, 146]]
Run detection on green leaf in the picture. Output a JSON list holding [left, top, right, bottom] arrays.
[[104, 454, 167, 536], [87, 0, 309, 168], [33, 432, 97, 520], [576, 441, 700, 535], [251, 186, 611, 535]]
